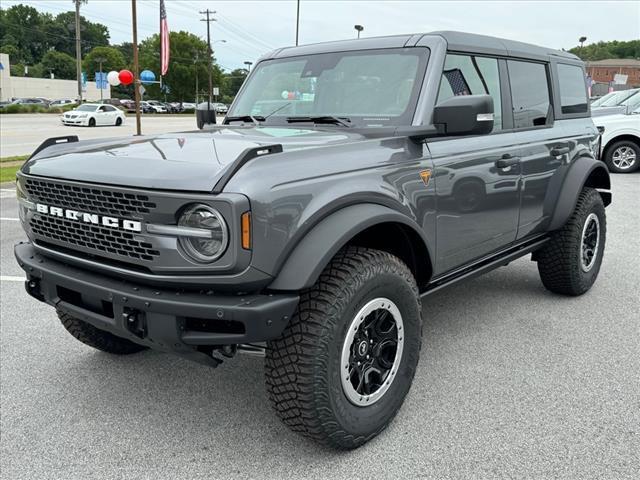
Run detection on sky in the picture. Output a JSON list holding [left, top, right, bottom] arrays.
[[4, 0, 640, 71]]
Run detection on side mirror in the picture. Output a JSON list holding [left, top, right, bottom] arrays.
[[433, 94, 494, 136]]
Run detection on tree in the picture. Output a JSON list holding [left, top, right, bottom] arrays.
[[53, 11, 109, 57], [570, 40, 640, 61], [0, 5, 47, 64], [41, 50, 77, 79], [138, 31, 222, 102], [83, 46, 126, 79], [222, 68, 248, 103]]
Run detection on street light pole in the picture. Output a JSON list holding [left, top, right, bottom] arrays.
[[295, 0, 300, 46], [354, 24, 364, 39], [579, 36, 587, 56], [244, 61, 252, 72], [131, 0, 142, 135]]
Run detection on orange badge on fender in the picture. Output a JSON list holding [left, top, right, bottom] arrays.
[[419, 169, 432, 187]]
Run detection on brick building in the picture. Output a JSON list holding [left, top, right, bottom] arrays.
[[585, 59, 640, 87]]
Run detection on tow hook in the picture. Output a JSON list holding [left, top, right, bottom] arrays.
[[123, 308, 147, 339], [26, 278, 44, 301]]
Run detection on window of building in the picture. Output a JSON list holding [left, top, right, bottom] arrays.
[[507, 60, 551, 128], [557, 64, 588, 114], [436, 54, 502, 131]]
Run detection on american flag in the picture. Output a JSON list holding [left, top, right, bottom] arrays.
[[160, 0, 170, 75]]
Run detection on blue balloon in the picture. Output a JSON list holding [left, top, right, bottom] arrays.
[[140, 70, 156, 84]]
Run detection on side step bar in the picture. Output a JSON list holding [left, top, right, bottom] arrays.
[[422, 236, 549, 297]]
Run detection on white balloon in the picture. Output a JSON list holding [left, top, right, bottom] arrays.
[[107, 71, 121, 86]]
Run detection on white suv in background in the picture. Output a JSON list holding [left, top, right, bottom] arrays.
[[596, 106, 640, 173]]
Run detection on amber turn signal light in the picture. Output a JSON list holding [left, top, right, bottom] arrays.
[[241, 212, 251, 250]]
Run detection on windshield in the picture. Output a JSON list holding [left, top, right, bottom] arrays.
[[228, 47, 429, 127], [76, 105, 96, 112], [620, 90, 640, 107], [599, 89, 638, 107], [590, 92, 616, 107]]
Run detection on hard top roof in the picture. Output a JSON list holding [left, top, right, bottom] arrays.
[[264, 30, 580, 63]]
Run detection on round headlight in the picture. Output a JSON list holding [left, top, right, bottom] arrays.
[[178, 204, 228, 263]]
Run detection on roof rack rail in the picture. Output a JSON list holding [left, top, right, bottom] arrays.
[[29, 136, 79, 159]]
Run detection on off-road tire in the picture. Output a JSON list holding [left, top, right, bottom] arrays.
[[58, 310, 147, 354], [604, 140, 639, 173], [536, 187, 606, 296], [88, 117, 96, 127], [265, 247, 422, 449]]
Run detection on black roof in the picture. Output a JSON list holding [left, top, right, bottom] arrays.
[[266, 30, 580, 63]]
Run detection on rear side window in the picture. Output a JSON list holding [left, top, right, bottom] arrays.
[[437, 54, 502, 131], [508, 60, 551, 129], [557, 64, 588, 114]]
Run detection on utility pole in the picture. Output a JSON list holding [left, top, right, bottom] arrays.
[[95, 56, 106, 102], [131, 0, 142, 135], [354, 24, 364, 39], [74, 0, 83, 103], [295, 0, 300, 46], [200, 9, 216, 121]]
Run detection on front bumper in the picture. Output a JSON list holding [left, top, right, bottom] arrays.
[[15, 242, 298, 362]]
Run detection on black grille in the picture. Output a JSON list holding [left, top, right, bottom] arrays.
[[30, 215, 160, 262], [25, 178, 156, 218]]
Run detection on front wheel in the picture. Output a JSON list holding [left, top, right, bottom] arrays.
[[88, 117, 96, 127], [604, 140, 639, 173], [536, 187, 606, 296], [265, 247, 422, 449]]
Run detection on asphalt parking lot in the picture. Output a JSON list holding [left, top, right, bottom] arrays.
[[0, 113, 223, 157], [0, 173, 638, 479]]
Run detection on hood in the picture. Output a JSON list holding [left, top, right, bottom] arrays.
[[22, 126, 365, 192]]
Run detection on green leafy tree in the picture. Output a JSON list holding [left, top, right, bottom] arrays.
[[41, 50, 77, 79], [138, 31, 223, 102], [221, 68, 248, 103], [83, 46, 126, 79], [570, 40, 640, 61], [52, 11, 109, 57], [0, 5, 47, 64]]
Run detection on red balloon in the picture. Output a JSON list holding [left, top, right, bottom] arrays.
[[118, 69, 134, 86]]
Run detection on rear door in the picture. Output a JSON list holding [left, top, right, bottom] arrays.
[[506, 59, 571, 239], [428, 54, 521, 274]]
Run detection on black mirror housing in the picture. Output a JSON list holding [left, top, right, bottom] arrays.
[[433, 94, 494, 136]]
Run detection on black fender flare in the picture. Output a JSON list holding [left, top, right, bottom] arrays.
[[268, 203, 431, 291], [548, 156, 611, 231]]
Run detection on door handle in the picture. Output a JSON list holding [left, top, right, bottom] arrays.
[[495, 154, 520, 168], [550, 146, 570, 156]]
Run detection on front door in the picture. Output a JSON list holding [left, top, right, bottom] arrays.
[[428, 53, 521, 275]]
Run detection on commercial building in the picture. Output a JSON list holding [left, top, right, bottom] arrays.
[[0, 53, 109, 102], [585, 58, 640, 87]]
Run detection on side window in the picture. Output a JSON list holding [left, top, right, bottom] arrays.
[[557, 64, 588, 114], [436, 54, 502, 131], [507, 60, 551, 128], [105, 105, 116, 112]]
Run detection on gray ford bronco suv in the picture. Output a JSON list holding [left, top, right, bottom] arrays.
[[15, 31, 611, 449]]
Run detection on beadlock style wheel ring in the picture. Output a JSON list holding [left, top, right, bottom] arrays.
[[340, 298, 404, 407], [580, 213, 600, 273]]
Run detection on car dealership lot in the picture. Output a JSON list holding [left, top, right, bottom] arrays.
[[0, 174, 638, 479], [0, 113, 222, 158]]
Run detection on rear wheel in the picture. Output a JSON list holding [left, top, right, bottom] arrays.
[[536, 187, 606, 296], [115, 117, 122, 126], [88, 117, 96, 127], [58, 310, 147, 355], [265, 247, 422, 449], [604, 140, 639, 173]]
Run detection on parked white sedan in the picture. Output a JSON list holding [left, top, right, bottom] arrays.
[[595, 106, 640, 173], [61, 103, 126, 127]]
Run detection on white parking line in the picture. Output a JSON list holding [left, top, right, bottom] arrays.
[[0, 275, 25, 282], [1, 217, 19, 221]]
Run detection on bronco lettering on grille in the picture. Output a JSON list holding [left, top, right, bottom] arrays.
[[36, 203, 142, 232]]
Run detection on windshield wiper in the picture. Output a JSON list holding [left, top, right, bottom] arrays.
[[225, 115, 265, 125], [286, 116, 352, 127]]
